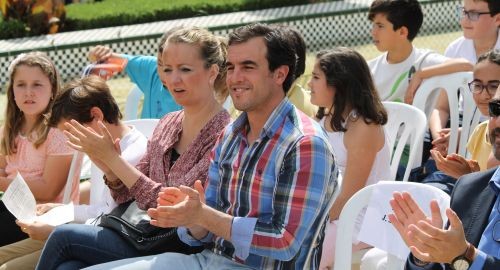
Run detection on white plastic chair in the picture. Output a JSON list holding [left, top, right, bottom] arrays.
[[304, 167, 341, 268], [412, 72, 479, 158], [334, 181, 451, 270], [124, 84, 144, 120], [124, 118, 159, 139], [62, 151, 84, 204], [383, 101, 427, 181]]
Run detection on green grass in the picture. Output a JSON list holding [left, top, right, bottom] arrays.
[[66, 0, 243, 20], [63, 0, 310, 31]]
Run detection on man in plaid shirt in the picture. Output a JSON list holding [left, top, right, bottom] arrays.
[[88, 23, 337, 270]]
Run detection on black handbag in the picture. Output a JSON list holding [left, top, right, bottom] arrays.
[[99, 200, 203, 255]]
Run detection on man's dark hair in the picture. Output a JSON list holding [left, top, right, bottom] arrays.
[[274, 25, 306, 78], [228, 23, 297, 93], [368, 0, 423, 41], [49, 75, 122, 127]]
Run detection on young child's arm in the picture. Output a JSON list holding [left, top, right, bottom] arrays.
[[27, 154, 73, 202], [405, 58, 473, 103], [0, 155, 6, 177], [428, 91, 451, 154], [88, 45, 125, 64]]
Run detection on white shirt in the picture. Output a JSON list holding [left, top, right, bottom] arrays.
[[73, 125, 148, 223], [368, 47, 448, 102], [444, 31, 500, 64]]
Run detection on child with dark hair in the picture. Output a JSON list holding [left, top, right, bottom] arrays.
[[0, 75, 148, 269], [367, 0, 472, 104], [430, 0, 500, 159], [308, 47, 392, 270]]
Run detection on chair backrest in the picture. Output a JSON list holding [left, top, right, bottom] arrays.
[[304, 167, 341, 268], [412, 72, 479, 157], [333, 181, 450, 270], [383, 101, 427, 181], [124, 118, 159, 139], [124, 84, 144, 120], [62, 151, 84, 204]]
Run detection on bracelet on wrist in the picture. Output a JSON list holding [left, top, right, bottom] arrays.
[[103, 174, 124, 190]]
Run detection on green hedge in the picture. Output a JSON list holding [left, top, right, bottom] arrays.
[[0, 19, 28, 39], [0, 0, 322, 39], [63, 0, 314, 31]]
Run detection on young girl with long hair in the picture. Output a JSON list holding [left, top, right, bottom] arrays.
[[308, 47, 392, 269], [0, 52, 77, 246]]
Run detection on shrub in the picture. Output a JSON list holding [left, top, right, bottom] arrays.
[[63, 0, 313, 32], [0, 19, 27, 39]]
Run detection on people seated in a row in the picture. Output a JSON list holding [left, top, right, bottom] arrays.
[[0, 75, 148, 268], [389, 84, 500, 270], [34, 23, 336, 270], [35, 26, 231, 269], [430, 0, 499, 158], [0, 52, 77, 247], [422, 50, 500, 194], [0, 1, 498, 269]]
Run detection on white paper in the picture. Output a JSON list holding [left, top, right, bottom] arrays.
[[1, 173, 74, 226], [357, 181, 450, 260]]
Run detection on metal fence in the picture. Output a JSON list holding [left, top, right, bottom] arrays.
[[0, 0, 461, 90]]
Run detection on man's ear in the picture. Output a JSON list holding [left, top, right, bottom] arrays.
[[89, 107, 104, 122], [274, 65, 290, 87]]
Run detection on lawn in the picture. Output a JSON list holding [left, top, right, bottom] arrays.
[[0, 31, 463, 126], [66, 0, 244, 20]]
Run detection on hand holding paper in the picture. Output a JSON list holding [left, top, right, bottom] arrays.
[[1, 173, 74, 226]]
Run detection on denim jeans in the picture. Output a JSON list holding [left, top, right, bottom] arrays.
[[36, 224, 141, 270], [421, 170, 456, 195], [83, 249, 254, 270]]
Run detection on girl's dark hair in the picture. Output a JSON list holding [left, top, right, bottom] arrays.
[[315, 47, 387, 132], [477, 49, 500, 65]]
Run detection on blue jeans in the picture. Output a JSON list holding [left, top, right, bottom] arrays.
[[421, 170, 456, 195], [83, 249, 254, 270], [36, 224, 141, 270]]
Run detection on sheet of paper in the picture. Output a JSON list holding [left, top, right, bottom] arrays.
[[357, 181, 450, 260], [2, 173, 37, 222], [37, 203, 74, 226], [1, 173, 74, 226]]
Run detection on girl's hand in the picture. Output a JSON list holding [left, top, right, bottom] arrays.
[[16, 220, 54, 241], [36, 203, 64, 215]]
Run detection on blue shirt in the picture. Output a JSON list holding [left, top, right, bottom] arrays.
[[470, 167, 500, 270], [178, 99, 336, 269], [122, 54, 181, 119]]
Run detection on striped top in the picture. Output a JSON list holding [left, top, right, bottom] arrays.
[[180, 99, 337, 269]]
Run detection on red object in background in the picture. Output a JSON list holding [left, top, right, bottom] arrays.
[[82, 57, 128, 80]]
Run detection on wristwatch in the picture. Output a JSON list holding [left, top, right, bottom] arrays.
[[450, 242, 474, 270]]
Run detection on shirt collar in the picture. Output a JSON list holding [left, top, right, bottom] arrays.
[[231, 98, 293, 139], [489, 166, 500, 194]]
